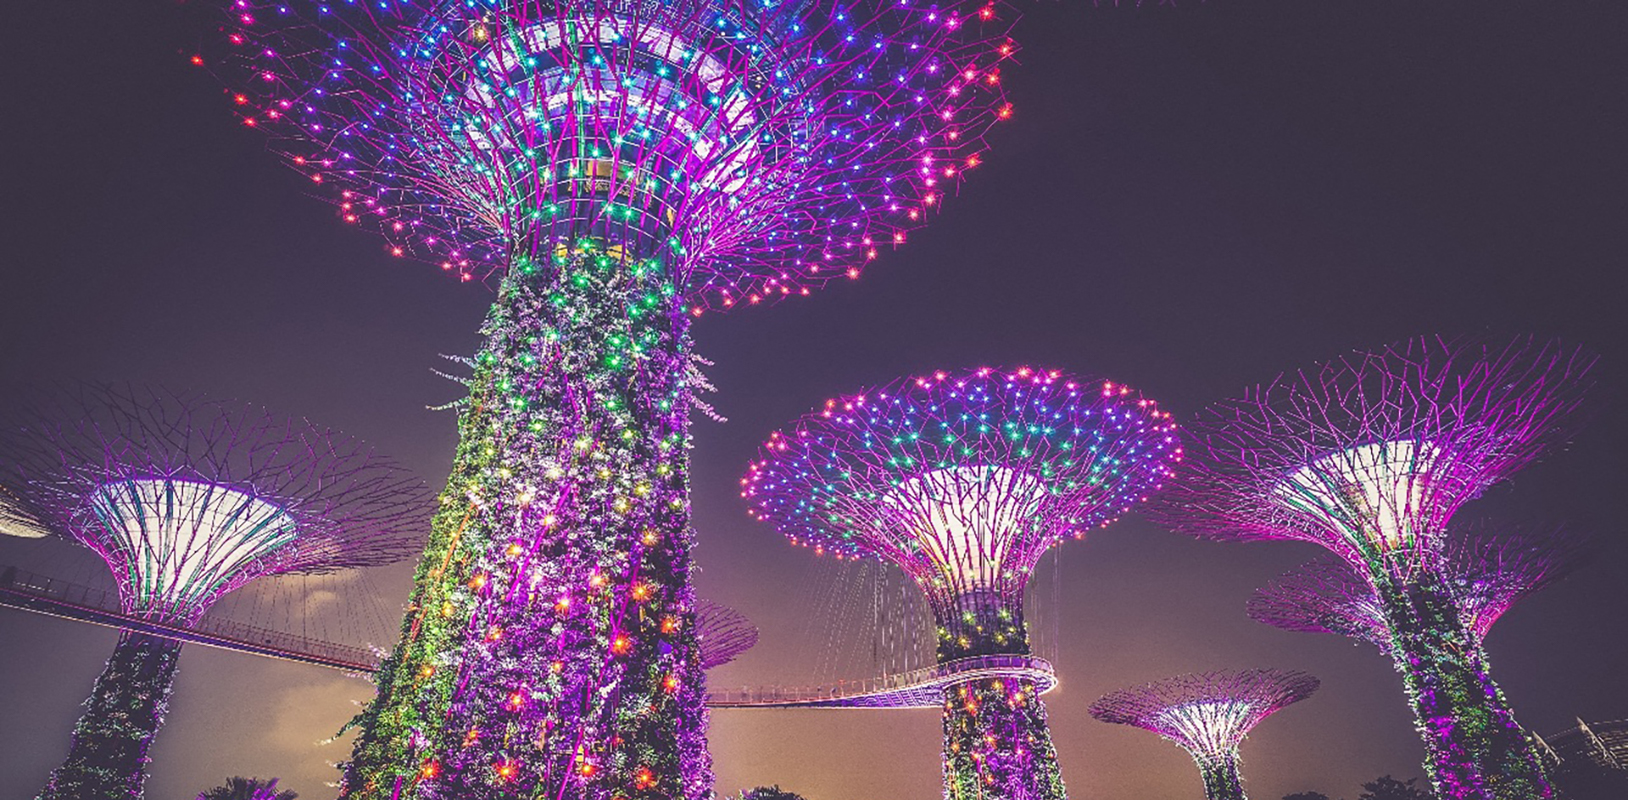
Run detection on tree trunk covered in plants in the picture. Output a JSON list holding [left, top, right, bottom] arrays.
[[341, 244, 710, 800], [1377, 570, 1553, 800], [38, 632, 181, 800]]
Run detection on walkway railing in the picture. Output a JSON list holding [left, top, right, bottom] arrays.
[[2, 564, 1057, 710], [0, 565, 379, 672], [706, 654, 1057, 709]]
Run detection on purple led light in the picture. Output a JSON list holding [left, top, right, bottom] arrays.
[[210, 0, 1016, 307]]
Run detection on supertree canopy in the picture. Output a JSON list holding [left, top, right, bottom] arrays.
[[743, 367, 1180, 800], [1249, 527, 1588, 649], [206, 2, 1014, 797], [695, 599, 758, 670], [1154, 335, 1595, 800], [0, 384, 425, 800], [209, 0, 1013, 300], [1089, 669, 1319, 800]]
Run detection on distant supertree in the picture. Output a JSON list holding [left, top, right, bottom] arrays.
[[0, 384, 425, 800], [1153, 336, 1595, 800], [695, 599, 758, 670], [1249, 527, 1588, 649], [744, 367, 1180, 800], [207, 2, 1015, 796], [1090, 669, 1319, 800]]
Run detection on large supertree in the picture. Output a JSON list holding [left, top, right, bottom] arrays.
[[0, 384, 425, 800], [1249, 527, 1588, 650], [206, 1, 1014, 796], [1089, 669, 1319, 800], [742, 367, 1181, 800], [1152, 336, 1595, 800]]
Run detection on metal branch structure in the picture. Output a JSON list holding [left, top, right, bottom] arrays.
[[1089, 669, 1319, 800], [1249, 527, 1588, 649], [0, 384, 426, 800], [206, 2, 1015, 797], [0, 491, 50, 538], [743, 367, 1180, 800], [695, 599, 758, 670], [1153, 335, 1595, 800]]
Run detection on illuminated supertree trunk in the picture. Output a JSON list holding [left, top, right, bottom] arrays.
[[0, 384, 426, 800], [351, 246, 710, 797], [1196, 755, 1245, 800], [1374, 572, 1539, 799], [1154, 336, 1595, 800], [942, 683, 1065, 800], [42, 633, 181, 800], [1251, 528, 1589, 800], [745, 368, 1181, 800], [1091, 669, 1319, 800], [937, 599, 1063, 799]]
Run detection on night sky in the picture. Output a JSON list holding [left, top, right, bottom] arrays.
[[2, 2, 1625, 799]]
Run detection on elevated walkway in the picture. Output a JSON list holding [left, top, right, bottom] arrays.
[[2, 565, 1056, 711], [706, 654, 1057, 709], [0, 566, 377, 672]]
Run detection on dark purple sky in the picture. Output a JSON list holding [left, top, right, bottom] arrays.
[[2, 2, 1625, 799]]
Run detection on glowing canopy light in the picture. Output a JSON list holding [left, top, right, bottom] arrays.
[[745, 367, 1180, 628], [86, 479, 300, 623], [1158, 336, 1595, 577], [882, 464, 1050, 592], [1281, 440, 1440, 554], [0, 384, 429, 625], [211, 0, 1017, 306], [1156, 701, 1263, 758], [0, 496, 49, 538], [0, 384, 427, 800], [1092, 669, 1319, 800]]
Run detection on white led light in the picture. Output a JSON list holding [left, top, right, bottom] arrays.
[[1280, 440, 1440, 553], [87, 479, 299, 618], [881, 465, 1047, 590]]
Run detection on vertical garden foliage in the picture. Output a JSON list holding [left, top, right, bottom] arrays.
[[344, 246, 708, 800], [38, 634, 181, 800]]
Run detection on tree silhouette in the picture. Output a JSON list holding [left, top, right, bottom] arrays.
[[739, 786, 809, 800], [1358, 776, 1432, 800], [196, 777, 298, 800]]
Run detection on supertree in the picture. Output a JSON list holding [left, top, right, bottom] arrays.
[[695, 599, 758, 670], [1249, 527, 1588, 649], [0, 384, 425, 800], [742, 367, 1180, 800], [1089, 669, 1319, 800], [204, 1, 1015, 796], [1152, 335, 1595, 800]]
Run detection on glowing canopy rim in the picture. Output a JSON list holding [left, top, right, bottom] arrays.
[[1279, 439, 1442, 554], [880, 464, 1049, 591], [83, 478, 306, 620]]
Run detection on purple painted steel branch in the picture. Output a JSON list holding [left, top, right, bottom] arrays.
[[1089, 668, 1319, 759], [211, 0, 1016, 308], [1248, 525, 1589, 648], [743, 367, 1180, 640], [1151, 335, 1593, 580]]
